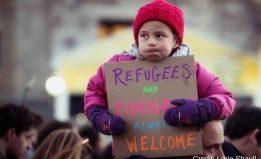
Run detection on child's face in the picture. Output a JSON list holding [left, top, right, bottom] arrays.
[[138, 20, 179, 61]]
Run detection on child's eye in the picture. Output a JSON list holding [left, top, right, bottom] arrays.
[[156, 34, 165, 38], [141, 34, 148, 38], [143, 34, 148, 38]]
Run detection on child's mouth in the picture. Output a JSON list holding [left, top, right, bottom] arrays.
[[147, 50, 159, 54]]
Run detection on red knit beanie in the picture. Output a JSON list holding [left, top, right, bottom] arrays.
[[133, 0, 184, 46]]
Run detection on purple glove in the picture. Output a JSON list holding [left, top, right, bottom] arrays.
[[164, 98, 216, 127], [88, 106, 125, 135]]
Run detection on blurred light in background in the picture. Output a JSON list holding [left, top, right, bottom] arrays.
[[45, 76, 66, 96], [76, 113, 88, 125], [45, 76, 69, 121]]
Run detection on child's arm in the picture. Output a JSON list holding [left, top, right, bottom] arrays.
[[84, 65, 126, 135], [164, 98, 216, 128], [84, 54, 134, 135], [195, 61, 236, 120], [84, 64, 108, 115], [88, 106, 125, 135], [84, 53, 135, 116], [164, 61, 236, 128]]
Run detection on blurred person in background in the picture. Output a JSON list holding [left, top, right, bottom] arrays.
[[31, 129, 93, 159], [81, 138, 94, 159], [222, 105, 261, 159], [23, 128, 37, 159], [0, 103, 43, 159], [78, 125, 101, 159], [24, 120, 74, 159], [35, 119, 74, 149]]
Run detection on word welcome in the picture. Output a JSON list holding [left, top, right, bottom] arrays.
[[134, 120, 174, 130], [125, 132, 196, 152], [113, 98, 172, 117], [112, 64, 191, 86]]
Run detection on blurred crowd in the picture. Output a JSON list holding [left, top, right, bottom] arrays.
[[0, 103, 113, 159], [1, 102, 261, 159]]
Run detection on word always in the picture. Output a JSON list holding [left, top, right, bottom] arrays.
[[134, 120, 174, 130]]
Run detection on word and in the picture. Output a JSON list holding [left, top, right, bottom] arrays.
[[134, 120, 174, 130], [143, 86, 158, 93], [113, 98, 172, 117], [112, 64, 191, 86], [125, 132, 196, 152]]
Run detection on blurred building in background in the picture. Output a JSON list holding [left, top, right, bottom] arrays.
[[0, 0, 261, 126]]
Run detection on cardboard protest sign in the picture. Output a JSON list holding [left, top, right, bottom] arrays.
[[105, 55, 202, 159]]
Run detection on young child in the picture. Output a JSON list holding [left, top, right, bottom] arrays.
[[84, 0, 236, 136]]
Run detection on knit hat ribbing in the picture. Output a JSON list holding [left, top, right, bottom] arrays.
[[133, 0, 184, 46]]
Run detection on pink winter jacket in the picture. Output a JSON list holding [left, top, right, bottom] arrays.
[[84, 53, 236, 120]]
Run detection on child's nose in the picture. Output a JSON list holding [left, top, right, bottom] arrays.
[[148, 37, 156, 46]]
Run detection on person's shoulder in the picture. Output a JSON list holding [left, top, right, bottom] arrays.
[[193, 60, 208, 71], [107, 52, 136, 62], [193, 60, 201, 67], [222, 140, 242, 157]]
